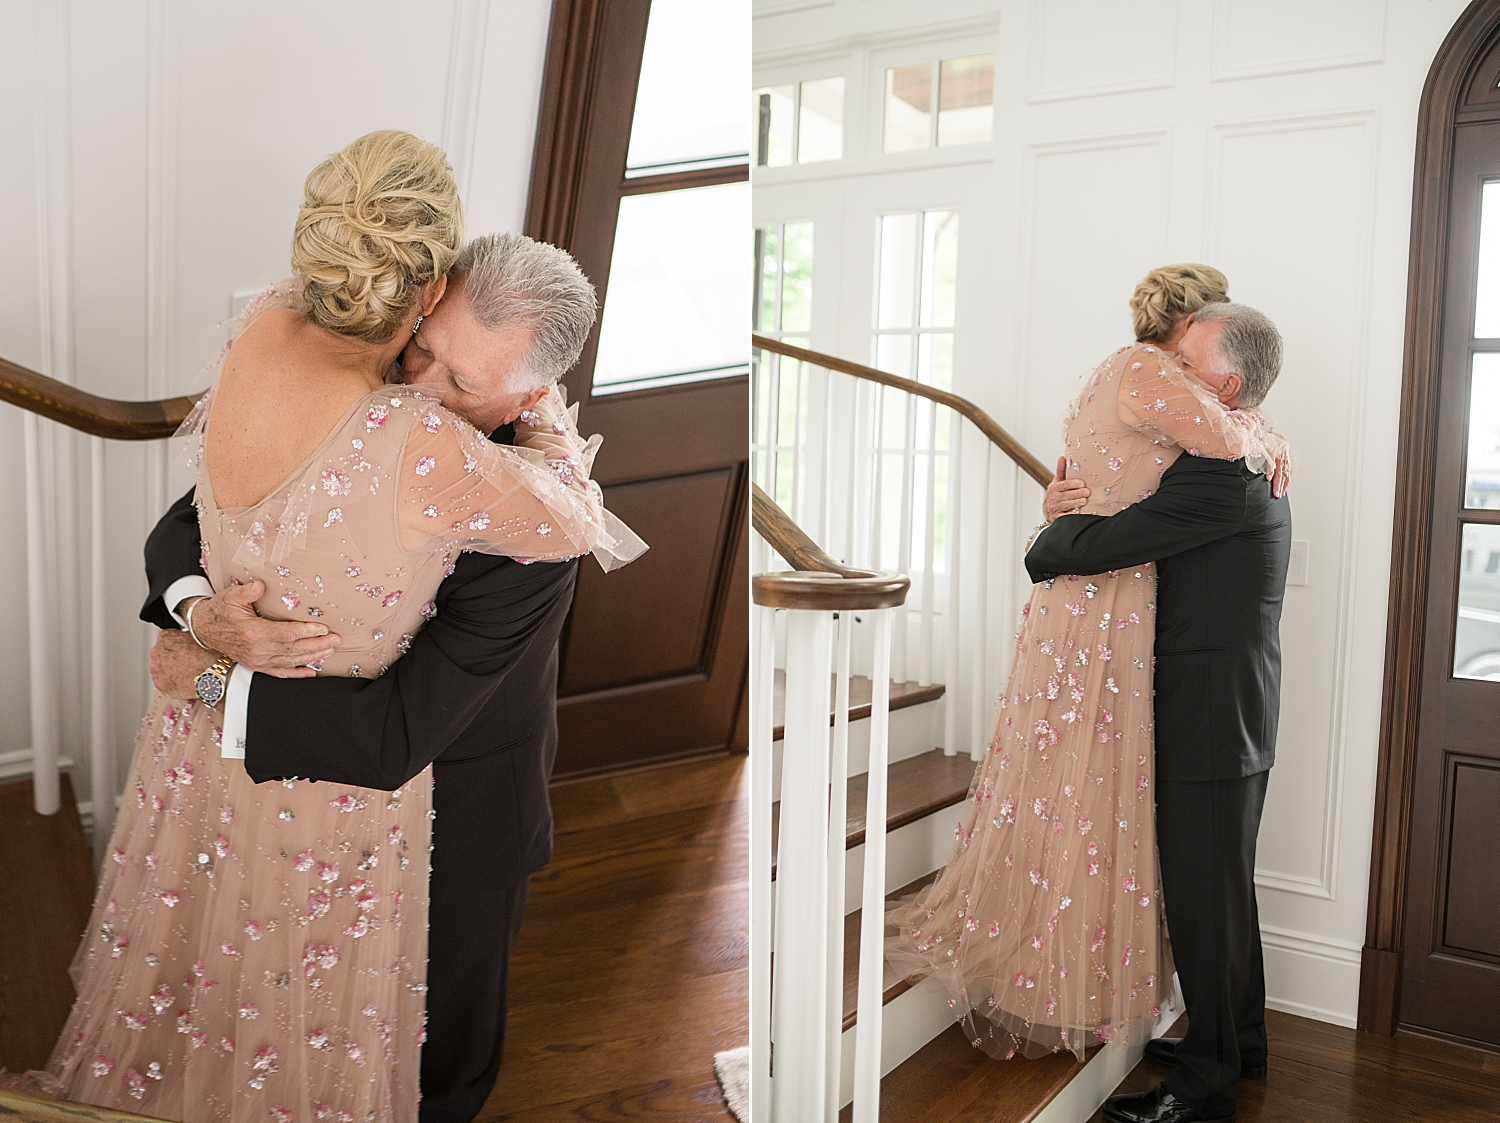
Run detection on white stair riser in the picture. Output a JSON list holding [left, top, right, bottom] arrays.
[[835, 977, 953, 1110], [771, 698, 940, 797], [843, 801, 966, 914]]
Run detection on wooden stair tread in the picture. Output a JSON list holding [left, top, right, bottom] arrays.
[[840, 1022, 1089, 1123], [771, 670, 944, 742], [771, 748, 976, 873]]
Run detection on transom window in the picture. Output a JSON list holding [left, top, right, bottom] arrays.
[[754, 77, 845, 167], [883, 54, 995, 152]]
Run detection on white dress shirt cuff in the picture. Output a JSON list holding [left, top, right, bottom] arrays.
[[220, 664, 254, 759], [164, 575, 215, 628]]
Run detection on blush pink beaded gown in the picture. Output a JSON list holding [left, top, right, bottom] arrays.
[[886, 343, 1287, 1061], [41, 285, 642, 1122]]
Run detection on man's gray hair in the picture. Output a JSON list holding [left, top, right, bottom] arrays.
[[452, 233, 597, 387], [1192, 302, 1283, 407]]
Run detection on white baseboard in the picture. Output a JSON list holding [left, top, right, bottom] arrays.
[[1260, 923, 1361, 1028]]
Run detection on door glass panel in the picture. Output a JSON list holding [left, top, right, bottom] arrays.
[[1454, 522, 1500, 680], [1465, 353, 1500, 508], [920, 210, 959, 328], [797, 77, 844, 164], [937, 54, 995, 146], [884, 63, 932, 152], [593, 182, 749, 394], [627, 0, 748, 174], [877, 213, 919, 328], [1476, 181, 1500, 338]]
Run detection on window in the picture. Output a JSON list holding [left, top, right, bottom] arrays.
[[753, 222, 814, 514], [868, 209, 960, 572], [754, 77, 845, 166], [586, 0, 751, 396], [883, 54, 994, 152]]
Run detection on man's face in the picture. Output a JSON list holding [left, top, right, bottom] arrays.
[[1176, 320, 1242, 407], [399, 275, 546, 434]]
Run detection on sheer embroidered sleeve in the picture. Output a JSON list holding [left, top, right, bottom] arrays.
[[1115, 345, 1290, 480], [397, 386, 646, 570]]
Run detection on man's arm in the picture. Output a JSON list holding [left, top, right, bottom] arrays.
[[242, 557, 577, 790], [142, 488, 210, 629], [1025, 457, 1249, 582]]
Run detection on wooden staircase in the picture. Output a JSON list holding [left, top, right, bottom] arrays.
[[772, 675, 1175, 1122]]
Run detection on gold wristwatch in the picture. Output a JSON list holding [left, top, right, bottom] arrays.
[[195, 655, 235, 707]]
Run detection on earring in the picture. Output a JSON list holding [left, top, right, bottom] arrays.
[[413, 314, 425, 335]]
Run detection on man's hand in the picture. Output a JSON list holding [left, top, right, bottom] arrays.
[[152, 630, 218, 699], [181, 580, 339, 678], [1044, 456, 1090, 522]]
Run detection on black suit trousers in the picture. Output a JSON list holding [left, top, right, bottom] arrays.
[[419, 876, 531, 1123], [1157, 772, 1269, 1116]]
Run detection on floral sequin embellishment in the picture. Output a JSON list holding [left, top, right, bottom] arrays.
[[365, 404, 389, 431], [415, 456, 436, 476], [320, 469, 352, 497]]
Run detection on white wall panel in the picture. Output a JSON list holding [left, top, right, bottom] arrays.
[[1211, 0, 1387, 82], [1020, 132, 1170, 453], [1207, 111, 1379, 896], [1027, 0, 1177, 103]]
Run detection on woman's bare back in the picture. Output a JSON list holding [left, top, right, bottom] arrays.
[[205, 307, 398, 510]]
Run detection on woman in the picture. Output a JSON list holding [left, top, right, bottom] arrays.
[[41, 131, 638, 1122], [886, 264, 1289, 1061]]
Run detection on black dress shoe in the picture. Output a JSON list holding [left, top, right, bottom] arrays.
[[1101, 1082, 1233, 1123], [1141, 1037, 1267, 1080]]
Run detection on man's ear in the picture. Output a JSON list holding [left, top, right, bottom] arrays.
[[421, 274, 448, 316], [1218, 372, 1243, 405], [500, 385, 552, 426]]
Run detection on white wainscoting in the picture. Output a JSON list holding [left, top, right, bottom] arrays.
[[0, 0, 548, 850]]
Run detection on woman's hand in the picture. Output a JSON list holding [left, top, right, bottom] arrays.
[[1044, 456, 1091, 522], [1264, 436, 1292, 499]]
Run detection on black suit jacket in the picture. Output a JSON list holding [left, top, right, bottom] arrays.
[[141, 425, 577, 892], [1024, 455, 1291, 782]]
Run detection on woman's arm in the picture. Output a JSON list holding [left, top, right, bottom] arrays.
[[1115, 346, 1291, 493], [398, 387, 605, 561]]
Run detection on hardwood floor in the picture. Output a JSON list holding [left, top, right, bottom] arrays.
[[477, 755, 746, 1122], [0, 775, 96, 1074], [1086, 1011, 1500, 1123]]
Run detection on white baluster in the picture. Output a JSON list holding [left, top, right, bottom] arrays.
[[819, 367, 833, 548], [825, 613, 853, 1123], [852, 608, 893, 1123], [90, 436, 115, 849], [918, 399, 937, 687], [791, 358, 804, 525], [24, 413, 60, 816], [844, 377, 862, 568], [894, 394, 915, 684], [943, 418, 963, 756], [869, 386, 885, 573], [772, 609, 835, 1122], [749, 606, 776, 1123], [969, 443, 991, 761]]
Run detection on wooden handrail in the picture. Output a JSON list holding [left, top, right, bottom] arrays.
[[0, 1086, 173, 1122], [0, 355, 200, 441], [752, 333, 1052, 488], [751, 481, 908, 609]]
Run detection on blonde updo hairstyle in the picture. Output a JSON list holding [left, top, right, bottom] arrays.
[[1130, 263, 1230, 344], [290, 130, 465, 343]]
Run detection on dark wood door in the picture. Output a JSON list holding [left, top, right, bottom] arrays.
[[1400, 108, 1500, 1047], [526, 0, 749, 780]]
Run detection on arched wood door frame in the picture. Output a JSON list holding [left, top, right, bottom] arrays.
[[1362, 0, 1500, 1038]]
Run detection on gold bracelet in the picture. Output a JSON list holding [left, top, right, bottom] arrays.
[[1024, 522, 1050, 553]]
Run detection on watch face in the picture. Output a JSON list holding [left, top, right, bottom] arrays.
[[196, 669, 225, 707]]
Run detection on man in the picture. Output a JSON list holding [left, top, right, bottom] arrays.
[[144, 233, 596, 1123], [1027, 302, 1292, 1123]]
